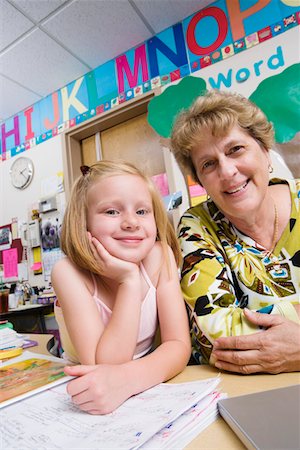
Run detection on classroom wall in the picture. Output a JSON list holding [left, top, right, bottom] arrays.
[[0, 5, 299, 288], [1, 0, 298, 161], [0, 135, 64, 226], [0, 135, 65, 287]]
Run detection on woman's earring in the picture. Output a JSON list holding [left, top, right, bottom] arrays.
[[268, 165, 274, 174]]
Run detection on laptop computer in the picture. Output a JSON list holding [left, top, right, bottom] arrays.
[[218, 384, 300, 450]]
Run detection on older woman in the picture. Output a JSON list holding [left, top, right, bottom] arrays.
[[170, 90, 300, 374]]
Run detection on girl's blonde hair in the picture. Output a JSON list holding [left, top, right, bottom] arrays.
[[170, 89, 274, 182], [61, 160, 181, 273]]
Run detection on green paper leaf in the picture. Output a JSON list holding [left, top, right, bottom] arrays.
[[147, 76, 207, 138], [249, 63, 300, 143]]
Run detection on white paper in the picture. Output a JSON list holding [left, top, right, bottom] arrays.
[[142, 390, 227, 449], [42, 248, 64, 281], [1, 377, 221, 450]]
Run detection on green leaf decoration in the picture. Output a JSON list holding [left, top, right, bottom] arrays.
[[147, 76, 207, 138], [249, 63, 300, 143]]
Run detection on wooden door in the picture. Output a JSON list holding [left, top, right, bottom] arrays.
[[81, 113, 165, 177], [81, 135, 97, 167]]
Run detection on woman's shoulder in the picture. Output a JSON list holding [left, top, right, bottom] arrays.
[[290, 178, 300, 195], [179, 200, 224, 238], [269, 178, 299, 204], [269, 177, 299, 191], [183, 201, 208, 219]]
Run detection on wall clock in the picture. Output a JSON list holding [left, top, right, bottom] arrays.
[[10, 156, 34, 189]]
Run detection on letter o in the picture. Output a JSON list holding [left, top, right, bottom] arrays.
[[236, 68, 250, 83], [187, 7, 228, 56]]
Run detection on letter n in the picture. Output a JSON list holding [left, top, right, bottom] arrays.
[[147, 23, 188, 78]]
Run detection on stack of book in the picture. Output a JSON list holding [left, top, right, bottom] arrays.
[[0, 321, 24, 360]]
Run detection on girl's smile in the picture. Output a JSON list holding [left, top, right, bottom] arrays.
[[86, 174, 157, 263]]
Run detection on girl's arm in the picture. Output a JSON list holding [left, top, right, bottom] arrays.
[[64, 245, 191, 414], [87, 236, 144, 364], [95, 241, 191, 366], [94, 274, 142, 364], [52, 241, 146, 365], [52, 258, 106, 365]]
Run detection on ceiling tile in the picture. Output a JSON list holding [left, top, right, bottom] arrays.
[[0, 0, 33, 52], [10, 0, 69, 22], [42, 0, 152, 68], [0, 74, 41, 121], [0, 28, 89, 96], [134, 0, 212, 33]]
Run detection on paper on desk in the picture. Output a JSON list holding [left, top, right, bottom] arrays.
[[0, 351, 73, 408], [141, 390, 227, 449], [1, 377, 221, 450]]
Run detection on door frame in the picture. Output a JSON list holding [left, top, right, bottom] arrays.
[[62, 91, 156, 199]]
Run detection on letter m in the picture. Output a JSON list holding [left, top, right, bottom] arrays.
[[116, 44, 149, 93]]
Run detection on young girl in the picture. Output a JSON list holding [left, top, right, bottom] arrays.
[[52, 160, 191, 414]]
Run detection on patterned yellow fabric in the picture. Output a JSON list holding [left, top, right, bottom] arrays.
[[178, 178, 300, 364]]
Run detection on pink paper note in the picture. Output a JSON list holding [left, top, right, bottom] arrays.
[[3, 248, 18, 278], [151, 173, 169, 197], [189, 184, 206, 197], [30, 262, 42, 271]]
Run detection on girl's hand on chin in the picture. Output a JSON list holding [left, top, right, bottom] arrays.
[[88, 233, 139, 283]]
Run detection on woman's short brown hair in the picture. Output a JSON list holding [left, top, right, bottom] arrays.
[[170, 89, 274, 182], [60, 160, 181, 273]]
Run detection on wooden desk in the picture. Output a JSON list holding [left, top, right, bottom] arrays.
[[26, 333, 54, 356], [25, 338, 300, 449], [0, 303, 54, 333]]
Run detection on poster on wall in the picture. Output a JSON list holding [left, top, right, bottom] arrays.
[[41, 218, 61, 251], [40, 216, 64, 282], [0, 225, 11, 250], [42, 249, 64, 282]]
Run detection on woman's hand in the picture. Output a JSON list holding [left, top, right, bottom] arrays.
[[88, 232, 139, 284], [65, 364, 132, 415], [211, 309, 300, 374]]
